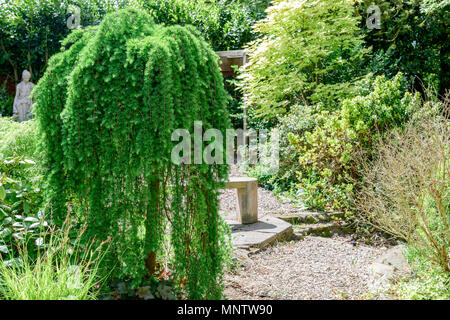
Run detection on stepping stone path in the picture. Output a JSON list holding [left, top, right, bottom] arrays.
[[273, 211, 350, 238], [226, 216, 293, 249], [220, 169, 349, 248], [219, 167, 397, 300]]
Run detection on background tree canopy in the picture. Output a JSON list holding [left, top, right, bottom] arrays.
[[238, 0, 368, 121], [239, 0, 449, 123], [357, 0, 449, 97], [0, 0, 269, 83]]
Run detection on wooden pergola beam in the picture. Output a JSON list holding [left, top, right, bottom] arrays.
[[216, 49, 247, 77], [215, 49, 249, 143]]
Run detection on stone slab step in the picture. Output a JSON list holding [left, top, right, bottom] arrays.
[[292, 221, 350, 238], [226, 216, 293, 249], [271, 211, 344, 224]]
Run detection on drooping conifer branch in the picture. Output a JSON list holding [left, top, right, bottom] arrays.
[[33, 8, 231, 299]]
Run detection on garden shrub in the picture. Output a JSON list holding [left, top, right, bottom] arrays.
[[357, 103, 449, 272], [33, 9, 232, 299], [248, 73, 420, 212], [245, 104, 318, 193], [0, 156, 46, 262], [0, 224, 105, 300], [0, 119, 46, 263], [0, 118, 43, 184], [291, 73, 418, 211], [393, 246, 449, 300]]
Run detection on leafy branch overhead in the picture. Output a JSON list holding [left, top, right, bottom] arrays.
[[239, 0, 369, 119]]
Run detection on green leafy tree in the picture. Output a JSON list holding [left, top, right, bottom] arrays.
[[0, 0, 125, 81], [356, 0, 449, 96], [33, 9, 232, 299], [239, 0, 368, 121], [131, 0, 270, 51], [0, 0, 270, 82]]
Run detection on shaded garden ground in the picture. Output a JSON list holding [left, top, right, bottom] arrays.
[[223, 235, 385, 300]]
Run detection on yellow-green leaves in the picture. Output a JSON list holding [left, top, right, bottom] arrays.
[[239, 0, 368, 120], [0, 184, 5, 202]]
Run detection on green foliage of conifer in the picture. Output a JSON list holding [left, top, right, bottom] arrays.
[[33, 8, 231, 299]]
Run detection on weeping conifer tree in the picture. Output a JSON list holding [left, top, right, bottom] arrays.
[[33, 9, 232, 299]]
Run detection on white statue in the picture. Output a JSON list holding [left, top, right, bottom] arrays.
[[13, 70, 35, 122]]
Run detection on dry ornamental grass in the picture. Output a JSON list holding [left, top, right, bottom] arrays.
[[357, 101, 449, 272]]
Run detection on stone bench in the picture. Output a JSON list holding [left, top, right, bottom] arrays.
[[224, 177, 258, 224]]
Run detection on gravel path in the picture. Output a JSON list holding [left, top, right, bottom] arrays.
[[220, 166, 385, 300], [224, 236, 384, 300]]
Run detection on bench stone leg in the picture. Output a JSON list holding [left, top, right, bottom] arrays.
[[236, 181, 258, 224]]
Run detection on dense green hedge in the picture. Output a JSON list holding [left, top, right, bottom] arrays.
[[134, 0, 269, 51], [358, 0, 449, 97], [0, 0, 268, 81], [0, 0, 269, 118]]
